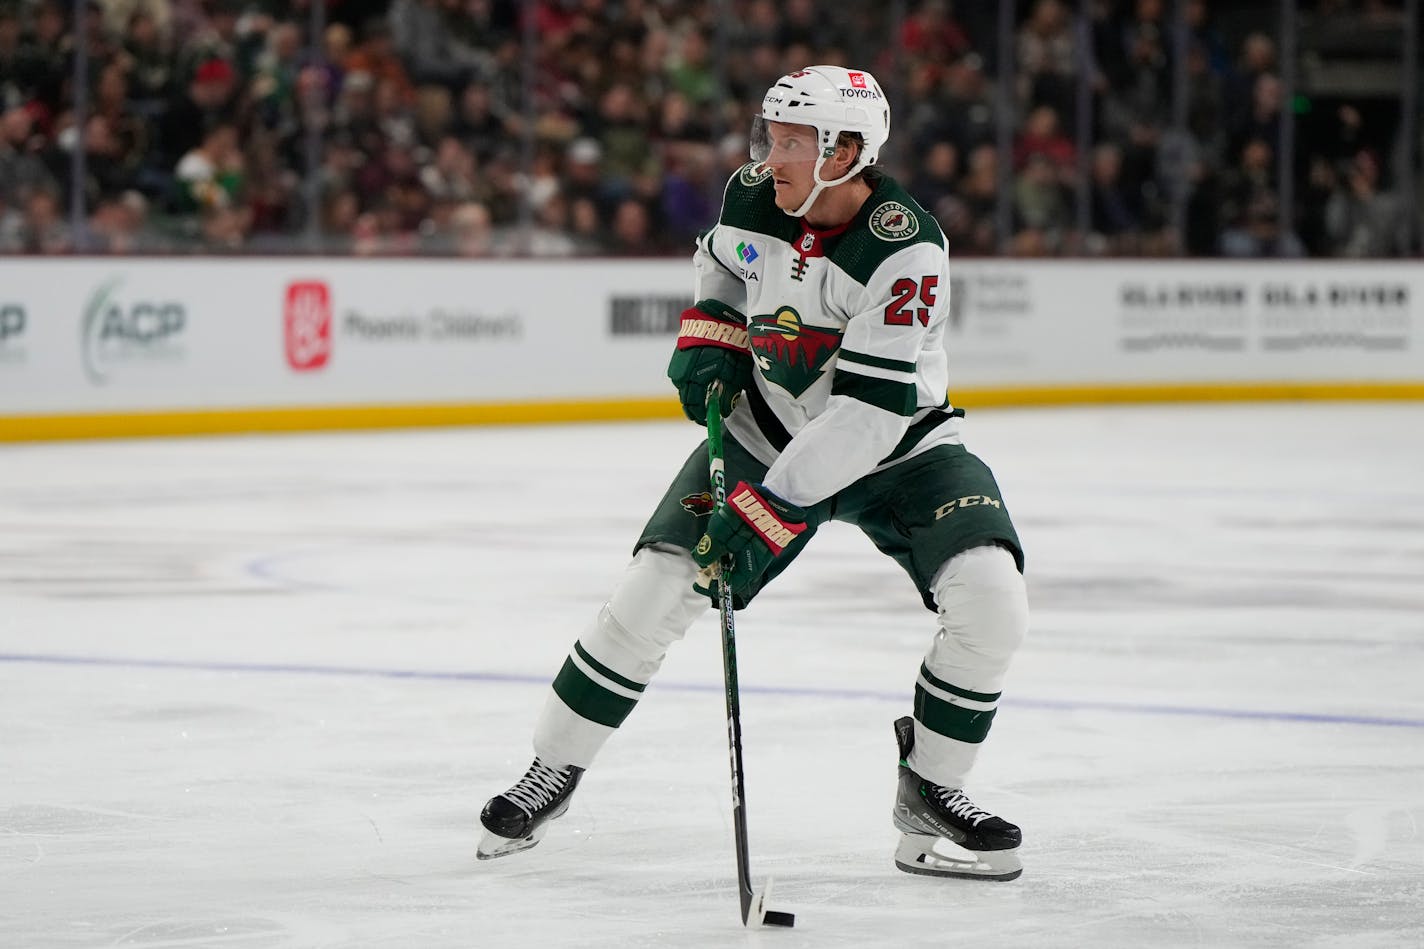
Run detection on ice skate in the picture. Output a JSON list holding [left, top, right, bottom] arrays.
[[891, 716, 1022, 880], [478, 758, 584, 860]]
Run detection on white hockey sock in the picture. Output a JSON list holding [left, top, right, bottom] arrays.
[[533, 545, 707, 769], [909, 544, 1028, 789]]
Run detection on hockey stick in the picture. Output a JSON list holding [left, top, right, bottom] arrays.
[[705, 383, 795, 929]]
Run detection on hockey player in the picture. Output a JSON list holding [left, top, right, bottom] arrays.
[[480, 66, 1029, 881]]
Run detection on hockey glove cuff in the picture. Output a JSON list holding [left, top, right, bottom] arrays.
[[692, 481, 808, 596], [666, 300, 753, 426]]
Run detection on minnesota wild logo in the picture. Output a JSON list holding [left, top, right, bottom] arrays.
[[869, 201, 920, 241], [748, 306, 843, 397], [739, 162, 773, 187]]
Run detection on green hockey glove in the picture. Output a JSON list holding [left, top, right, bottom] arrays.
[[692, 481, 807, 596], [666, 301, 753, 426]]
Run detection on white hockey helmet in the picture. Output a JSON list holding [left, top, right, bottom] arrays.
[[750, 65, 891, 216]]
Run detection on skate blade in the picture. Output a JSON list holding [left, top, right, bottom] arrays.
[[476, 822, 549, 860], [894, 833, 1022, 881]]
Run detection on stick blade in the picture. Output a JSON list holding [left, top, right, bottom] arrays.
[[747, 878, 795, 928]]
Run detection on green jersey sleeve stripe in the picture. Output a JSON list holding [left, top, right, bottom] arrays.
[[876, 407, 965, 465], [832, 370, 917, 416], [838, 349, 917, 374]]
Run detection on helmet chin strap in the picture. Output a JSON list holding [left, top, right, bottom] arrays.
[[786, 153, 864, 219]]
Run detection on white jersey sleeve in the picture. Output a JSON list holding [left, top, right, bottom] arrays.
[[692, 229, 749, 316]]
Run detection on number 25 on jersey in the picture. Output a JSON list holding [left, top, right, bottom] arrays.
[[885, 276, 939, 327]]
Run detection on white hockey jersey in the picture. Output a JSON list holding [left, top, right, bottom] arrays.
[[691, 163, 963, 508]]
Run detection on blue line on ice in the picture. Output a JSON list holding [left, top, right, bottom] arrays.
[[3, 652, 1422, 730]]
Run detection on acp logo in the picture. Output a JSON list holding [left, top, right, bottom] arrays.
[[81, 278, 186, 384], [0, 303, 23, 341], [284, 280, 332, 371], [0, 303, 25, 365]]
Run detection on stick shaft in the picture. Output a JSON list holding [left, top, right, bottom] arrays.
[[706, 390, 756, 924]]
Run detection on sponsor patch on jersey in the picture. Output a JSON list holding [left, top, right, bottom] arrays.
[[737, 241, 759, 264], [680, 492, 716, 516], [739, 162, 773, 187], [869, 201, 920, 242]]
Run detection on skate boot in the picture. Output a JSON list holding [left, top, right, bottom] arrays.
[[478, 757, 584, 860], [891, 716, 1022, 880]]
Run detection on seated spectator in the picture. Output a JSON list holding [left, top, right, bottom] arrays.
[[157, 56, 238, 174], [448, 200, 497, 257], [388, 0, 486, 90], [568, 195, 603, 251], [1017, 0, 1076, 119], [956, 143, 1000, 229], [659, 141, 717, 246], [665, 31, 717, 107], [1014, 152, 1071, 245], [1228, 72, 1282, 163], [0, 5, 44, 105], [1219, 191, 1302, 258], [1325, 148, 1407, 258], [0, 187, 25, 252], [88, 189, 151, 253], [344, 18, 413, 108], [1216, 137, 1301, 256], [900, 0, 970, 66], [1013, 104, 1075, 173], [0, 105, 57, 202], [452, 82, 511, 161], [20, 185, 70, 253], [173, 120, 243, 214], [123, 9, 176, 107], [590, 82, 652, 202], [1089, 142, 1144, 250], [606, 197, 658, 256], [909, 140, 961, 213]]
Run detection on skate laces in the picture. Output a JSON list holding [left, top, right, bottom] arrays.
[[503, 759, 571, 816], [932, 786, 992, 826]]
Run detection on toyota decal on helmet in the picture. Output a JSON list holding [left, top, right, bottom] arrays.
[[749, 65, 891, 217]]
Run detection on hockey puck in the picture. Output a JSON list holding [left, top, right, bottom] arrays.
[[764, 910, 795, 927]]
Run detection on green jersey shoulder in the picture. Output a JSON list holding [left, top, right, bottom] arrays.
[[831, 175, 946, 286], [714, 164, 946, 285], [717, 163, 798, 242]]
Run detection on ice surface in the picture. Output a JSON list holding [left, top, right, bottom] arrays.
[[2, 404, 1422, 947]]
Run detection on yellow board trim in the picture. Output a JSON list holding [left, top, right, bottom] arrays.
[[3, 382, 1423, 442]]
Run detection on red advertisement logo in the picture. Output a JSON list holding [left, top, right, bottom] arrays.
[[849, 72, 867, 89], [284, 280, 331, 371]]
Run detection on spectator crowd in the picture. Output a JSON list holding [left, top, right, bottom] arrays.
[[0, 0, 1416, 257]]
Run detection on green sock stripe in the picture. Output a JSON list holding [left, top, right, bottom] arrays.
[[552, 657, 639, 728], [574, 641, 646, 693], [914, 683, 997, 744], [919, 662, 1001, 704]]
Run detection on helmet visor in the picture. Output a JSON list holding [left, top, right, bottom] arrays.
[[748, 116, 821, 165]]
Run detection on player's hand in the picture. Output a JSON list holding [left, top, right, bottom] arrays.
[[692, 482, 807, 595], [666, 303, 753, 426]]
